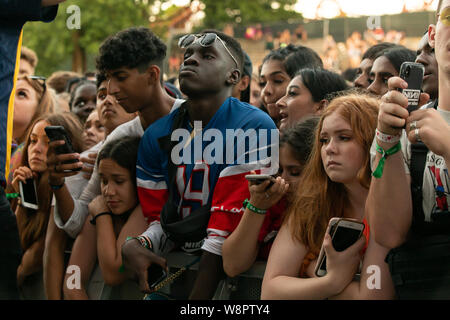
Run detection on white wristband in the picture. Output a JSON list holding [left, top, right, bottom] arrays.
[[376, 129, 401, 144]]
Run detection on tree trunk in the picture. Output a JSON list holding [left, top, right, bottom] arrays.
[[72, 30, 86, 74]]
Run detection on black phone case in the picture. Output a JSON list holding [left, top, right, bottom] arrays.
[[399, 62, 424, 113], [147, 263, 167, 288], [44, 126, 81, 171]]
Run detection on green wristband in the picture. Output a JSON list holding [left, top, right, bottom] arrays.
[[243, 198, 267, 215], [6, 193, 19, 199], [372, 141, 402, 179]]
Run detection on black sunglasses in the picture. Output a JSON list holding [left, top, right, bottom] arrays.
[[178, 33, 239, 69]]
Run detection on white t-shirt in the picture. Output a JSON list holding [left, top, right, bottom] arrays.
[[54, 99, 185, 238], [370, 108, 450, 221]]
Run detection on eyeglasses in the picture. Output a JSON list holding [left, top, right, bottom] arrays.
[[178, 33, 239, 69], [438, 6, 450, 27]]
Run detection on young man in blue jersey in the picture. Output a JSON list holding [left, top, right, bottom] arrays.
[[122, 30, 281, 299], [45, 27, 185, 299]]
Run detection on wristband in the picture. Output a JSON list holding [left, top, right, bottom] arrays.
[[375, 129, 401, 144], [243, 198, 267, 215], [6, 193, 19, 199], [49, 178, 65, 190], [90, 211, 112, 225], [126, 236, 153, 251], [372, 141, 402, 179]]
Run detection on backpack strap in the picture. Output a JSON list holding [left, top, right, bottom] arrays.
[[409, 141, 428, 232], [157, 102, 189, 221]]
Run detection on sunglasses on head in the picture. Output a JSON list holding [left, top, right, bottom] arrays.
[[28, 75, 47, 92], [178, 33, 239, 69], [438, 6, 450, 27]]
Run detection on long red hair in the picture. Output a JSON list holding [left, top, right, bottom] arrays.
[[284, 93, 379, 255]]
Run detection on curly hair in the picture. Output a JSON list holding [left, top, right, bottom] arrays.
[[96, 27, 167, 74]]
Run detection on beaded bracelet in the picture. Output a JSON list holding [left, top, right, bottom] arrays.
[[243, 198, 267, 215], [125, 236, 153, 251]]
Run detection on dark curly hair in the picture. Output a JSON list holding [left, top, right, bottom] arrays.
[[96, 27, 167, 74]]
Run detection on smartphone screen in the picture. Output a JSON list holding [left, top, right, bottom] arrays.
[[332, 226, 363, 252], [20, 179, 38, 209], [147, 264, 167, 289], [317, 222, 363, 275]]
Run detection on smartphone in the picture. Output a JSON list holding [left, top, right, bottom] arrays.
[[245, 174, 275, 185], [398, 62, 424, 114], [19, 178, 38, 210], [314, 217, 340, 277], [44, 126, 81, 172], [147, 263, 167, 289], [314, 218, 365, 277]]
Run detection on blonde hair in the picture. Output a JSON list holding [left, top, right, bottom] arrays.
[[20, 46, 38, 68], [16, 76, 55, 144], [285, 93, 379, 255]]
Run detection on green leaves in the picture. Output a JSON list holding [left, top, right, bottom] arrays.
[[21, 0, 301, 76], [22, 0, 150, 76]]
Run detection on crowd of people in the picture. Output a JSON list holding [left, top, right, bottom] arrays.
[[1, 0, 450, 301]]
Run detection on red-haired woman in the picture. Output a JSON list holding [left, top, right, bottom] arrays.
[[261, 93, 395, 300]]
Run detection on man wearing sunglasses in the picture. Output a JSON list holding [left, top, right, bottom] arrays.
[[122, 30, 278, 299], [0, 0, 66, 300], [367, 0, 450, 298]]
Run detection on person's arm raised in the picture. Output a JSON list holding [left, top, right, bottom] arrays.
[[366, 76, 428, 249], [47, 140, 83, 224], [222, 177, 287, 277]]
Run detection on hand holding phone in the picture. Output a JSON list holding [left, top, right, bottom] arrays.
[[245, 174, 288, 212], [398, 62, 424, 114], [245, 174, 275, 185], [45, 126, 82, 172], [315, 218, 365, 277], [19, 178, 38, 210], [147, 263, 167, 289]]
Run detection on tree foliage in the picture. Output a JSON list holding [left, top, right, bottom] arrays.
[[200, 0, 300, 30], [22, 0, 150, 76], [21, 0, 301, 76]]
